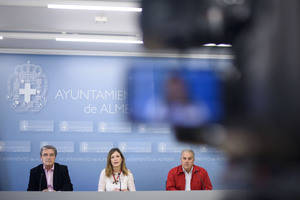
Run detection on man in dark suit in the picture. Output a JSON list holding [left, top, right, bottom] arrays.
[[27, 145, 73, 191]]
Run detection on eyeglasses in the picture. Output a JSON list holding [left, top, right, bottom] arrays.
[[42, 153, 55, 157]]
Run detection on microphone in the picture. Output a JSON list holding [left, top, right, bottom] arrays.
[[199, 172, 207, 190], [118, 172, 121, 191], [39, 173, 44, 191]]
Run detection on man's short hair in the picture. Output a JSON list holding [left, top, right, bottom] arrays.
[[181, 149, 195, 158], [40, 145, 57, 157]]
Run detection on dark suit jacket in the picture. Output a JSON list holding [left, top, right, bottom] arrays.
[[27, 163, 73, 191]]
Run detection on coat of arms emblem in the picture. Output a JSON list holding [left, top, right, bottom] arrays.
[[7, 61, 48, 112]]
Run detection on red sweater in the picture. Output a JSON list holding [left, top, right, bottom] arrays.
[[166, 165, 213, 191]]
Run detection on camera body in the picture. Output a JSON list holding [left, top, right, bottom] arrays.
[[139, 0, 300, 145], [134, 0, 252, 143]]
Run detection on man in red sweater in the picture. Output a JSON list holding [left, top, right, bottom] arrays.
[[166, 149, 212, 191]]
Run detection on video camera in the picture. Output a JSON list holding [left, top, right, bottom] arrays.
[[129, 0, 300, 146], [126, 0, 255, 143]]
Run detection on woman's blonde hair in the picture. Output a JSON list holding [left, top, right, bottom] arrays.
[[105, 148, 129, 177]]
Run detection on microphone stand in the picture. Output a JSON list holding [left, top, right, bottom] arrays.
[[199, 173, 206, 190], [118, 173, 121, 191], [39, 173, 44, 191]]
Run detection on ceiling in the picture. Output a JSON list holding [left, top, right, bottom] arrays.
[[0, 0, 146, 54], [0, 0, 232, 58]]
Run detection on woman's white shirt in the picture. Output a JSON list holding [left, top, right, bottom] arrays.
[[98, 169, 136, 191]]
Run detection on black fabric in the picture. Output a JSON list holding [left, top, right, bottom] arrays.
[[27, 163, 73, 191]]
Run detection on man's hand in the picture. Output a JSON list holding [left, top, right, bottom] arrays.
[[42, 189, 56, 192], [113, 188, 128, 191]]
